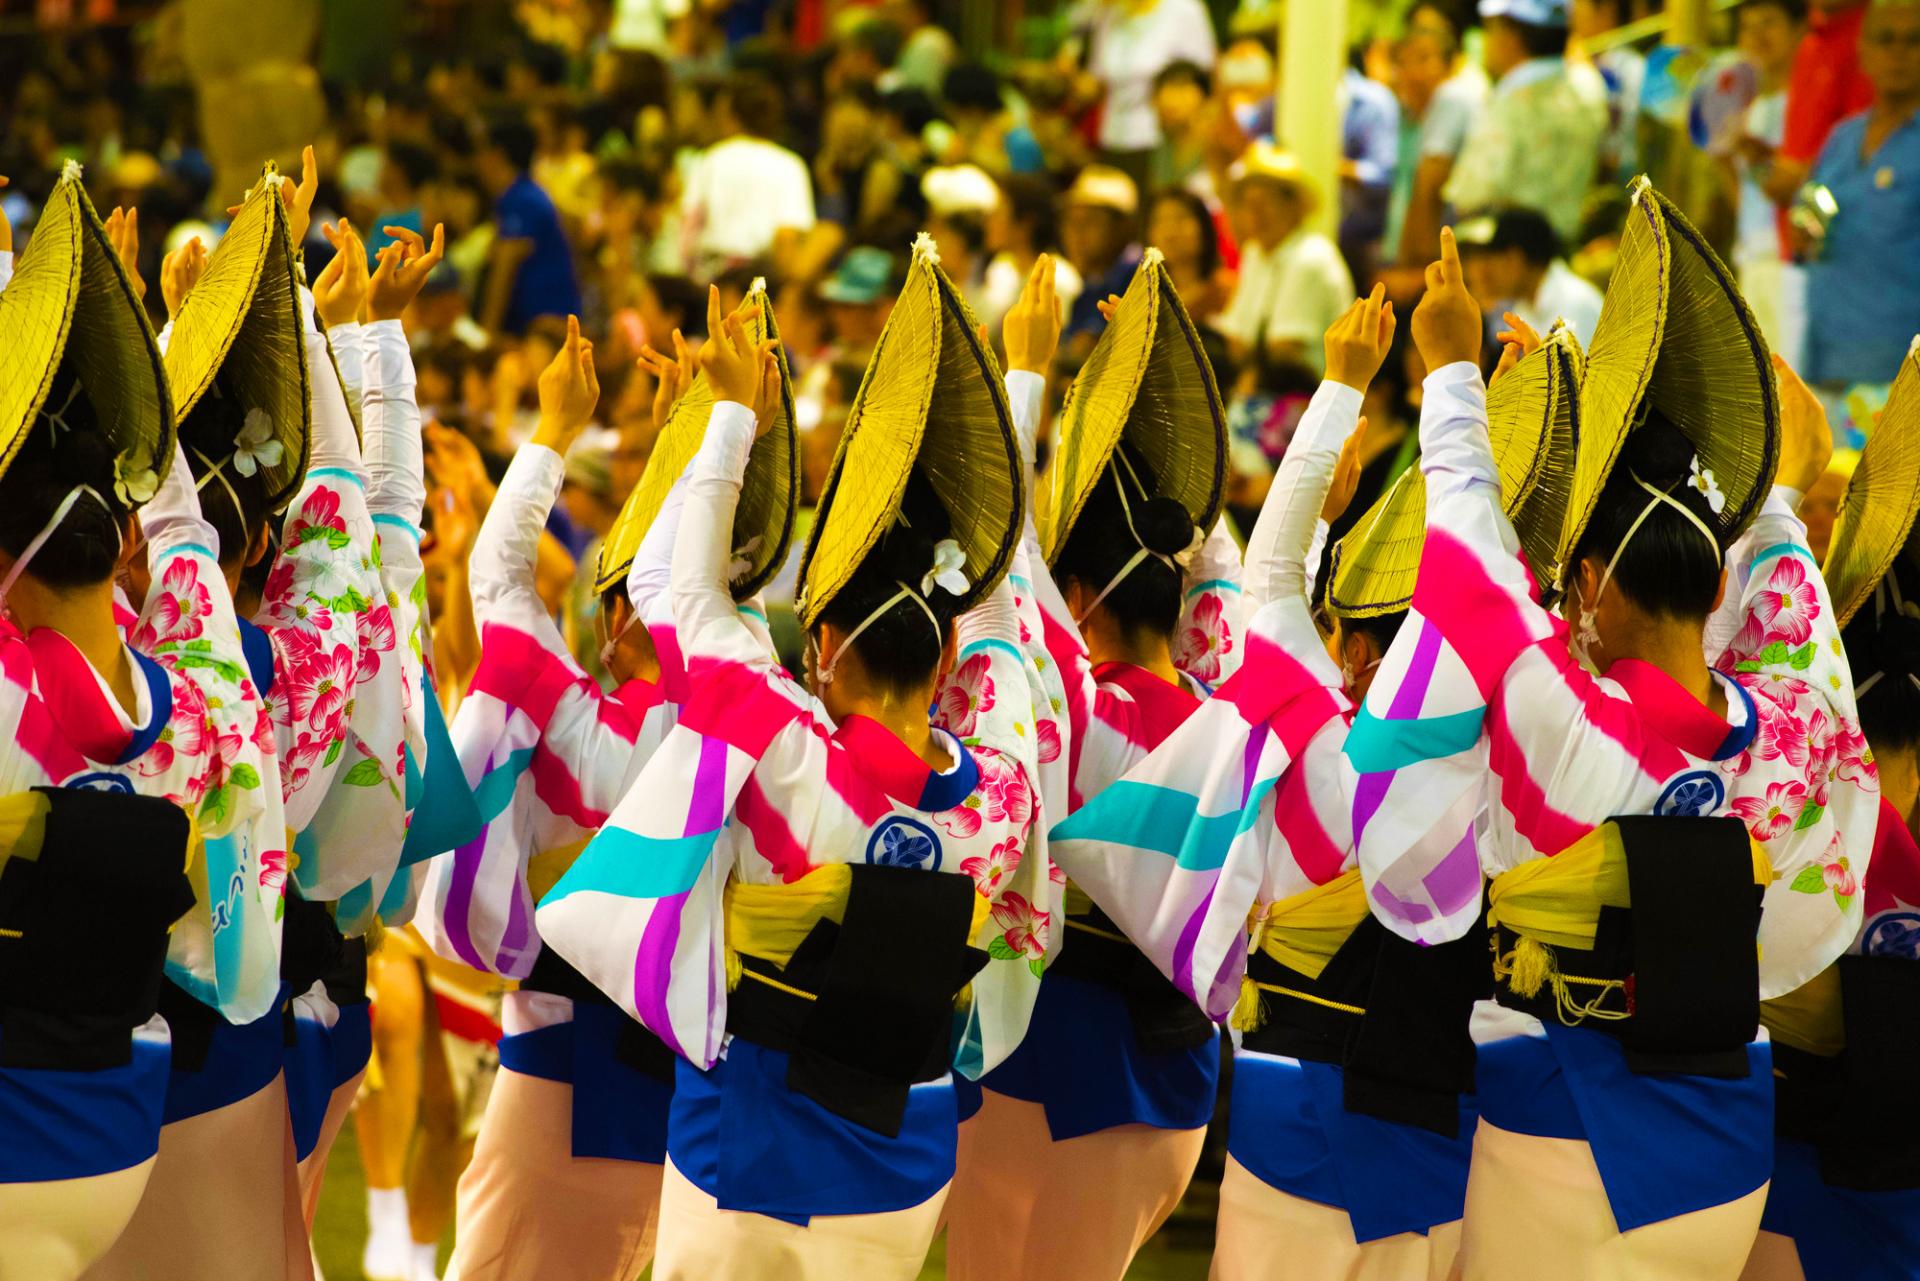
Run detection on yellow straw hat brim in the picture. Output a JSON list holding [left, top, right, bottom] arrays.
[[1042, 248, 1227, 564], [1562, 178, 1778, 578], [796, 236, 1021, 630], [0, 164, 174, 491], [1327, 333, 1566, 618], [163, 163, 312, 512], [595, 284, 799, 597], [1511, 324, 1584, 590], [1824, 341, 1920, 630]]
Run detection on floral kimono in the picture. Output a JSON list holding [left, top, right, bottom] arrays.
[[1345, 361, 1878, 1271], [534, 400, 1055, 1239]]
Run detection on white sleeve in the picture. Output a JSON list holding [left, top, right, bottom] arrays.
[[1243, 380, 1362, 608], [361, 319, 426, 525], [303, 289, 366, 481]]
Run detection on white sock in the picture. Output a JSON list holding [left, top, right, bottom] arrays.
[[366, 1186, 409, 1239], [362, 1188, 412, 1280], [410, 1240, 441, 1281]]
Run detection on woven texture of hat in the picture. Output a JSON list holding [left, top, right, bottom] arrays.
[[1328, 341, 1559, 618], [1563, 179, 1778, 571], [796, 244, 1020, 628], [1043, 253, 1226, 564], [594, 290, 798, 597], [1825, 344, 1920, 630], [1510, 327, 1583, 588], [163, 170, 312, 512], [0, 182, 82, 481]]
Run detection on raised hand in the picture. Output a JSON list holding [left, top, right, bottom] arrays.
[[1323, 284, 1397, 393], [1772, 352, 1833, 495], [1488, 310, 1543, 387], [367, 223, 447, 322], [1093, 292, 1124, 324], [1410, 227, 1485, 374], [314, 220, 370, 327], [698, 284, 780, 422], [105, 206, 144, 301], [636, 326, 695, 434], [1321, 418, 1368, 522], [1004, 253, 1063, 375], [229, 144, 319, 248], [532, 314, 601, 450], [160, 236, 208, 320]]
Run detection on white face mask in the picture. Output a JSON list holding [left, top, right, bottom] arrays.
[[1341, 654, 1381, 694], [597, 609, 642, 677]]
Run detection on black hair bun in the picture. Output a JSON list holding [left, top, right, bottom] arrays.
[[1624, 404, 1699, 490], [874, 520, 938, 585], [1134, 496, 1196, 558], [1864, 609, 1920, 680]]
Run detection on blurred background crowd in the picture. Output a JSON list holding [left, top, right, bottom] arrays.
[[3, 0, 1916, 1274]]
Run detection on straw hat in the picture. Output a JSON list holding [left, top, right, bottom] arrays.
[[594, 280, 799, 598], [1041, 248, 1227, 565], [163, 161, 312, 513], [1327, 329, 1575, 618], [794, 233, 1021, 629], [1558, 177, 1778, 581], [1823, 339, 1920, 630], [1230, 141, 1321, 212], [0, 161, 173, 492]]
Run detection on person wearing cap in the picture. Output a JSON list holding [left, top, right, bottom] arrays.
[[1217, 143, 1357, 374], [0, 165, 270, 1281], [1803, 0, 1920, 390], [533, 240, 1057, 1279], [821, 245, 904, 363], [1061, 164, 1145, 345], [1351, 199, 1875, 1277], [1456, 207, 1605, 346], [944, 254, 1243, 1281], [417, 293, 797, 1281], [1445, 0, 1608, 245], [1741, 342, 1920, 1281]]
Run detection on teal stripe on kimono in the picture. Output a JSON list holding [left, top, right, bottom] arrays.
[[1343, 703, 1485, 775], [541, 825, 720, 906], [1052, 776, 1278, 871]]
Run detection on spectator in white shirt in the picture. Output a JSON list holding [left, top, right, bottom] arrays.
[[679, 73, 817, 275], [1456, 206, 1605, 346], [1077, 0, 1218, 178], [1215, 143, 1357, 374]]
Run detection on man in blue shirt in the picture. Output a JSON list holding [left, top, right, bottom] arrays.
[[1806, 0, 1920, 388], [475, 118, 582, 335]]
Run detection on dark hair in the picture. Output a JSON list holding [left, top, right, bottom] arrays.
[[1843, 580, 1920, 752], [178, 370, 271, 571], [385, 140, 439, 193], [999, 173, 1059, 251], [943, 63, 1003, 113], [879, 86, 940, 136], [1570, 405, 1722, 620], [1153, 60, 1212, 96], [485, 118, 537, 172], [0, 368, 130, 589], [720, 72, 784, 139], [1152, 187, 1221, 277], [1341, 609, 1407, 660], [1053, 446, 1194, 640], [816, 470, 959, 695], [932, 210, 988, 257], [847, 17, 906, 68], [1495, 16, 1571, 60], [1738, 0, 1808, 23], [1479, 207, 1562, 267], [647, 273, 707, 338]]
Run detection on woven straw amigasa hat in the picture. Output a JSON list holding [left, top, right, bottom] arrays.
[[163, 161, 312, 513], [595, 279, 799, 598], [1556, 176, 1778, 584], [1824, 338, 1920, 631], [795, 234, 1022, 630], [1041, 247, 1227, 567], [1327, 325, 1579, 618], [0, 161, 174, 494]]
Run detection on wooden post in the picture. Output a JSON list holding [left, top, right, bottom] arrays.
[[1278, 0, 1348, 239]]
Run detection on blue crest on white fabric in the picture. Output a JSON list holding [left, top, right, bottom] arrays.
[[1864, 911, 1920, 961], [65, 770, 136, 795], [1654, 770, 1725, 818], [866, 816, 943, 871]]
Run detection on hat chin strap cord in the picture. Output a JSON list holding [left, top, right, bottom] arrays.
[[1072, 459, 1183, 628], [1856, 573, 1920, 699], [1579, 470, 1721, 644], [190, 447, 246, 523], [0, 485, 119, 613], [816, 582, 941, 687]]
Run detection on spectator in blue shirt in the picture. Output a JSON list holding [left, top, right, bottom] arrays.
[[475, 118, 583, 335], [1341, 60, 1402, 280], [1806, 0, 1920, 388]]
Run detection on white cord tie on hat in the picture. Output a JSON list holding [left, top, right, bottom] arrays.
[[191, 446, 248, 524], [1573, 467, 1720, 663], [1855, 573, 1920, 699], [0, 486, 118, 613], [1073, 459, 1200, 626], [816, 541, 969, 686], [38, 383, 83, 439]]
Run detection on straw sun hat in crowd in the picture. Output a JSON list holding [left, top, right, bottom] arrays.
[[595, 278, 799, 600], [1823, 339, 1920, 632]]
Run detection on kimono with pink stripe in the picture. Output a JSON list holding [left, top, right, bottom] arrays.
[[416, 445, 676, 979], [535, 401, 1055, 1082], [1346, 361, 1878, 1002]]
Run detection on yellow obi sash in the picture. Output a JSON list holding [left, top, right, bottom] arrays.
[[1231, 868, 1371, 1031], [0, 792, 52, 940], [1760, 964, 1845, 1057], [1487, 821, 1773, 1026], [723, 865, 992, 1001]]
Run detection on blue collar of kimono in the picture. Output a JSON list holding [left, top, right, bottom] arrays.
[[236, 618, 275, 699], [833, 714, 979, 813], [1606, 659, 1757, 762], [23, 627, 173, 765]]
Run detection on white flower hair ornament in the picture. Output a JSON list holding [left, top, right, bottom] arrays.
[[1171, 524, 1207, 571], [231, 408, 285, 478], [922, 538, 970, 597], [113, 448, 160, 507], [727, 534, 764, 584], [1687, 456, 1726, 516]]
